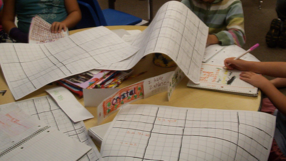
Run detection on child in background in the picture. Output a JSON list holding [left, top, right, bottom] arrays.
[[153, 0, 245, 67], [181, 0, 245, 47], [0, 0, 8, 43], [224, 57, 286, 160], [266, 0, 286, 48], [1, 0, 81, 43]]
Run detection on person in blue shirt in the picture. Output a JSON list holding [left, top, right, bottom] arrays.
[[1, 0, 81, 43]]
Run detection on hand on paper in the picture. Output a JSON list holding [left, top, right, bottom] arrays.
[[51, 22, 67, 33], [224, 57, 250, 71], [240, 72, 268, 88]]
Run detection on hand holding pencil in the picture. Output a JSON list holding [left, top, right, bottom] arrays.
[[224, 43, 259, 70]]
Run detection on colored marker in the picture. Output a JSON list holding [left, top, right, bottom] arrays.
[[234, 43, 259, 60], [225, 43, 259, 68]]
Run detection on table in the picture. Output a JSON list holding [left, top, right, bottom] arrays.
[[0, 26, 261, 129]]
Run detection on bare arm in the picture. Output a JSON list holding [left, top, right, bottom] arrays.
[[51, 0, 81, 33], [259, 79, 286, 115], [206, 34, 219, 46], [2, 0, 16, 33], [240, 72, 286, 115], [270, 78, 286, 88], [224, 58, 286, 78]]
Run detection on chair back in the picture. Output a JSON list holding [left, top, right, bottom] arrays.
[[78, 0, 108, 26], [75, 1, 101, 29]]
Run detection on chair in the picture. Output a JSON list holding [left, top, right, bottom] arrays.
[[78, 0, 142, 26], [75, 1, 101, 29]]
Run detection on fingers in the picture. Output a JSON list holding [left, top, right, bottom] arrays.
[[240, 71, 254, 78], [51, 22, 67, 33], [224, 57, 236, 70], [239, 71, 256, 81]]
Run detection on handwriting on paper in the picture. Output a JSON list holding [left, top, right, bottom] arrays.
[[200, 66, 235, 85], [0, 106, 35, 136], [144, 72, 173, 98], [120, 142, 138, 147], [126, 130, 150, 137], [102, 82, 144, 117], [168, 68, 185, 101], [157, 117, 177, 123]]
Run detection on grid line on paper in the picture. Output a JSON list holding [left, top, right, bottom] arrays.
[[187, 20, 200, 73], [14, 96, 102, 161], [116, 115, 272, 141], [32, 99, 40, 120], [142, 107, 160, 160], [68, 37, 100, 65], [13, 45, 37, 89], [234, 112, 240, 161], [39, 45, 68, 76], [44, 45, 73, 74], [102, 105, 274, 161], [113, 116, 270, 151], [176, 10, 188, 60], [46, 97, 60, 131], [178, 109, 188, 161], [153, 4, 167, 51], [69, 122, 82, 141]]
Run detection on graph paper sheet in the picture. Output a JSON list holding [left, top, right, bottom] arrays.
[[101, 104, 276, 161], [9, 95, 104, 161], [29, 16, 69, 44], [0, 103, 92, 161], [187, 45, 260, 96], [96, 1, 208, 85], [0, 26, 138, 100]]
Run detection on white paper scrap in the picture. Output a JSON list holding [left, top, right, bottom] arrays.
[[46, 87, 93, 122]]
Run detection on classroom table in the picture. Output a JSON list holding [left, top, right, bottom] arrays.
[[0, 26, 261, 129]]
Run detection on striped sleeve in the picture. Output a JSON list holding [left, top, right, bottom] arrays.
[[215, 1, 245, 46]]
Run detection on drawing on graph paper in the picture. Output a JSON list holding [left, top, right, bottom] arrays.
[[200, 66, 235, 85], [188, 63, 258, 96], [101, 104, 275, 161]]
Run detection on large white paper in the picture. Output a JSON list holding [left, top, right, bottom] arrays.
[[101, 104, 276, 161], [95, 1, 208, 84], [0, 26, 138, 100], [9, 96, 104, 161], [46, 87, 94, 122], [0, 1, 208, 100], [188, 45, 260, 96]]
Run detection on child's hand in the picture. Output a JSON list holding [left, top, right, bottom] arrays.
[[240, 71, 269, 88], [51, 22, 67, 33], [224, 57, 249, 71]]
